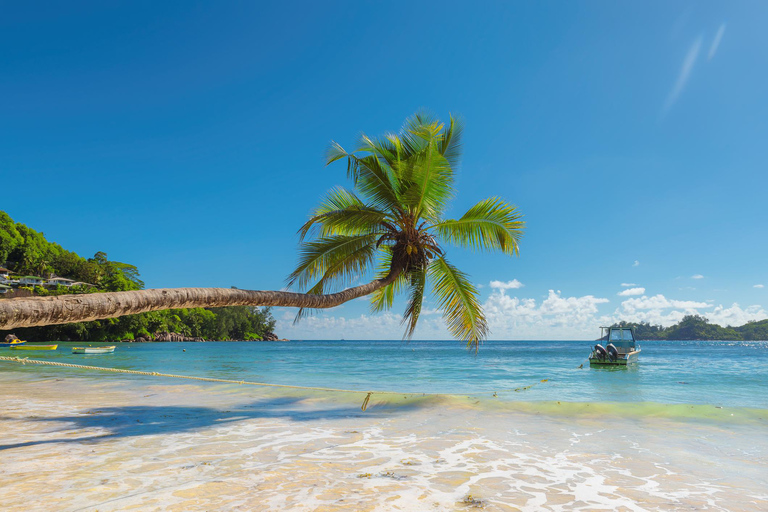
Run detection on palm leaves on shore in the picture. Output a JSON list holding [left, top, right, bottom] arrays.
[[288, 112, 524, 348]]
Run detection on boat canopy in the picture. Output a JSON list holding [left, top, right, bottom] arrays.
[[600, 327, 636, 351]]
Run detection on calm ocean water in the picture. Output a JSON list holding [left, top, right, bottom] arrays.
[[6, 339, 768, 408]]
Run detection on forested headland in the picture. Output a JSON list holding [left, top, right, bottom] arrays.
[[0, 211, 277, 342], [609, 315, 768, 341]]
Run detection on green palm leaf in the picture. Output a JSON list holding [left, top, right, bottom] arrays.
[[432, 198, 524, 255], [328, 141, 402, 213], [369, 248, 407, 313], [396, 114, 455, 221], [299, 187, 390, 240], [428, 256, 488, 348], [288, 234, 379, 291], [438, 114, 463, 169], [401, 268, 426, 339]]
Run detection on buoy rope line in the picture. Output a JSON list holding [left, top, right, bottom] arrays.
[[0, 356, 551, 411]]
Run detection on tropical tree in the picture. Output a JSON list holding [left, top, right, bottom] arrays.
[[288, 112, 524, 346], [0, 113, 523, 347]]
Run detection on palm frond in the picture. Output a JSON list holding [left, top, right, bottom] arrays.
[[292, 237, 379, 324], [328, 140, 402, 213], [347, 155, 403, 213], [298, 187, 390, 240], [401, 268, 426, 339], [326, 141, 350, 166], [428, 256, 488, 349], [399, 143, 454, 222], [377, 112, 455, 222], [438, 114, 463, 169], [402, 110, 442, 154], [287, 234, 378, 291], [432, 198, 524, 255], [369, 248, 407, 313]]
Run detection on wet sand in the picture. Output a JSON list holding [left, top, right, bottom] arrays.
[[1, 373, 766, 511]]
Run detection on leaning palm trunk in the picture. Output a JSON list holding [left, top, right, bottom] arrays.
[[0, 272, 399, 330], [1, 113, 524, 347]]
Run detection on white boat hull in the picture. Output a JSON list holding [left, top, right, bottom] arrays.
[[72, 346, 115, 354]]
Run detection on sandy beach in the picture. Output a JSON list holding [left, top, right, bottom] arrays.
[[1, 370, 766, 512]]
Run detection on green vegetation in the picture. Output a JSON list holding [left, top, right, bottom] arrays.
[[0, 212, 141, 291], [290, 112, 523, 347], [611, 315, 768, 341], [0, 211, 276, 342], [6, 305, 276, 342]]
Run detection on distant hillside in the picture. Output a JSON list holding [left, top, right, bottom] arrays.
[[609, 315, 768, 341], [0, 211, 276, 342], [0, 210, 142, 292]]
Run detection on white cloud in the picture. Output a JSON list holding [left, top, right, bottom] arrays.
[[662, 36, 703, 115], [708, 23, 726, 60], [691, 274, 704, 279], [483, 289, 610, 339], [489, 279, 524, 291], [612, 293, 717, 327], [707, 303, 768, 327], [754, 284, 764, 289], [620, 294, 710, 311], [621, 283, 637, 287], [632, 260, 640, 267], [618, 287, 645, 296]]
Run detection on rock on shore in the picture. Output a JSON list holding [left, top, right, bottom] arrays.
[[131, 332, 204, 343], [128, 331, 288, 342]]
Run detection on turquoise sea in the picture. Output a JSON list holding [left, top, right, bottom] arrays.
[[5, 339, 768, 408]]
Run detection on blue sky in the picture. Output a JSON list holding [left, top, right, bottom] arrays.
[[2, 1, 767, 339]]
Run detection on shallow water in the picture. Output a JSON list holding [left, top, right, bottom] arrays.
[[5, 339, 768, 407], [1, 340, 767, 511]]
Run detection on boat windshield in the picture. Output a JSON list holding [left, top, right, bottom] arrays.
[[608, 328, 635, 351], [609, 328, 634, 341]]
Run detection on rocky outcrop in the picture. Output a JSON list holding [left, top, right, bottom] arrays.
[[120, 332, 287, 342], [259, 332, 290, 341], [153, 331, 205, 342]]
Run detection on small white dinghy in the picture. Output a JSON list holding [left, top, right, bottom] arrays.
[[72, 346, 115, 354]]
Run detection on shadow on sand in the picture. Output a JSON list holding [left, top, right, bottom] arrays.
[[0, 395, 420, 452]]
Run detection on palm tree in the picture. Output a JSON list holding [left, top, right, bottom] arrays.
[[288, 112, 524, 347], [0, 113, 523, 347]]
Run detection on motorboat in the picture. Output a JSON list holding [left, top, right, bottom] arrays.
[[72, 346, 115, 354], [10, 344, 57, 350], [589, 327, 640, 366], [0, 339, 26, 347]]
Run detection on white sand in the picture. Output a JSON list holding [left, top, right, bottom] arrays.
[[1, 373, 766, 511]]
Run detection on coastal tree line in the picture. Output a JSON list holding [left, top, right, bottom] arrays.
[[0, 211, 276, 342], [610, 315, 768, 341]]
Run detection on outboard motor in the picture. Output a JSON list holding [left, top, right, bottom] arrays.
[[606, 343, 619, 362], [593, 344, 607, 360]]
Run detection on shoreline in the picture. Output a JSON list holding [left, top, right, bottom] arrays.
[[2, 370, 767, 511], [3, 357, 766, 425]]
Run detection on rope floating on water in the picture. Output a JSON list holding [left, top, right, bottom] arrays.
[[0, 355, 551, 411]]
